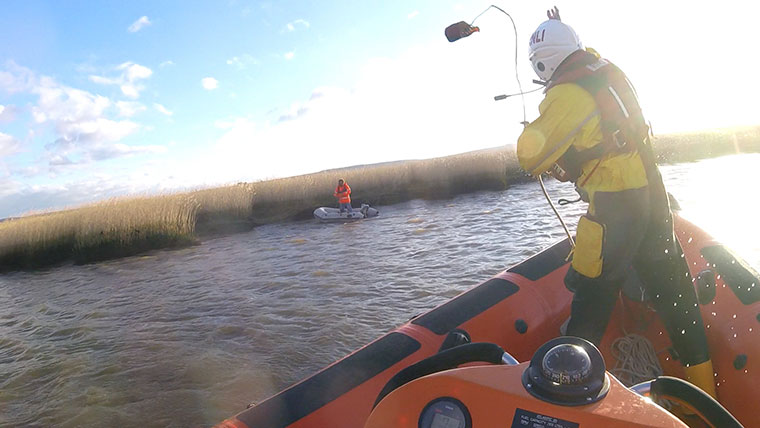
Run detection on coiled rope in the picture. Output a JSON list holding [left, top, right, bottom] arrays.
[[610, 333, 663, 386], [610, 296, 668, 396]]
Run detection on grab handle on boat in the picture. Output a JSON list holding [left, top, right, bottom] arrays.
[[501, 351, 519, 365], [629, 380, 652, 396], [632, 376, 743, 428], [372, 342, 515, 409]]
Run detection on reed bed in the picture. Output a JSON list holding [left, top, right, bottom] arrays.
[[652, 125, 760, 163], [0, 194, 199, 270], [247, 146, 523, 225], [1, 125, 758, 271], [190, 182, 256, 236]]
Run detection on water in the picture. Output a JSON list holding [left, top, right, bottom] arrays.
[[1, 153, 758, 427]]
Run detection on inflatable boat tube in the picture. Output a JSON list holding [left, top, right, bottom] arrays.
[[313, 204, 379, 221], [214, 214, 757, 428]]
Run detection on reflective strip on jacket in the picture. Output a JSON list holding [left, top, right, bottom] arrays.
[[516, 50, 648, 212], [334, 184, 351, 204]]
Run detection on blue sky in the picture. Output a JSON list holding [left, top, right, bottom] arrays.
[[1, 1, 758, 218]]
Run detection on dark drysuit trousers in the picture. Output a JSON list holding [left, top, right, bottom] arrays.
[[564, 166, 710, 366]]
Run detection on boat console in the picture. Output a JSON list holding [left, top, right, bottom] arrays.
[[365, 337, 743, 428]]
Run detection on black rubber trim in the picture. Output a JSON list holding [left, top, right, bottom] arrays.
[[236, 332, 421, 428], [515, 319, 528, 334], [650, 376, 743, 428], [373, 342, 505, 409], [700, 245, 760, 305], [733, 354, 747, 370], [695, 270, 717, 305], [508, 239, 572, 281], [411, 278, 520, 335]]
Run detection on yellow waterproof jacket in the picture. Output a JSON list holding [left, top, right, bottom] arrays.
[[516, 50, 649, 211]]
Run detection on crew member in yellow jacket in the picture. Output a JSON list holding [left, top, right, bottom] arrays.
[[517, 8, 717, 399]]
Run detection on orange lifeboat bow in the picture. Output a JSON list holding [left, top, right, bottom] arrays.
[[214, 214, 757, 428]]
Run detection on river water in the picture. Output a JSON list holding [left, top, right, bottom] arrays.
[[1, 153, 758, 427]]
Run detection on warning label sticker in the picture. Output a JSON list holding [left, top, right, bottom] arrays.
[[511, 408, 580, 428]]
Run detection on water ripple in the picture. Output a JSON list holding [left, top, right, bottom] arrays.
[[0, 155, 758, 427]]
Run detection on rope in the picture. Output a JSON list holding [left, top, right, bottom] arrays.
[[610, 333, 663, 386], [538, 175, 575, 249]]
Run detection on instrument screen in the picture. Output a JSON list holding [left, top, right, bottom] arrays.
[[432, 413, 460, 428], [419, 397, 471, 428]]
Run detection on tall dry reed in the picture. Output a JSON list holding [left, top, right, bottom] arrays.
[[0, 194, 199, 270], [2, 124, 758, 271], [191, 182, 256, 235], [247, 146, 523, 224], [652, 125, 760, 163]]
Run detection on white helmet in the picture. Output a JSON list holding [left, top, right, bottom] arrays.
[[528, 19, 583, 81]]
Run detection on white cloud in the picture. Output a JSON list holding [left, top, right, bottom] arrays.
[[0, 132, 20, 157], [18, 165, 40, 178], [0, 132, 22, 200], [89, 62, 153, 99], [128, 16, 151, 33], [120, 85, 140, 98], [116, 101, 146, 117], [89, 75, 119, 85], [119, 62, 152, 98], [42, 116, 142, 168], [0, 103, 15, 123], [284, 51, 295, 60], [159, 60, 175, 68], [153, 103, 173, 116], [201, 77, 219, 90], [0, 61, 36, 93], [226, 54, 259, 69], [407, 11, 419, 19], [61, 117, 139, 143], [0, 172, 162, 218], [88, 142, 166, 161], [284, 19, 310, 32], [121, 62, 152, 81], [9, 68, 153, 168], [33, 77, 111, 124]]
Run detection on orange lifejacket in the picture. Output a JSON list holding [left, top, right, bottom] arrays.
[[547, 50, 653, 183], [334, 183, 351, 204]]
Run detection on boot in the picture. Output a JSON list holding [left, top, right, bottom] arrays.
[[683, 359, 717, 399]]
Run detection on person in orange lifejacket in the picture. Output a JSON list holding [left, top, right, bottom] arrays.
[[334, 179, 353, 214], [516, 7, 717, 399]]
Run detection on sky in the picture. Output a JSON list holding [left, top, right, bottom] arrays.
[[1, 1, 758, 219]]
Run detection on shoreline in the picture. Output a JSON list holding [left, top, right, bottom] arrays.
[[2, 125, 759, 273]]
